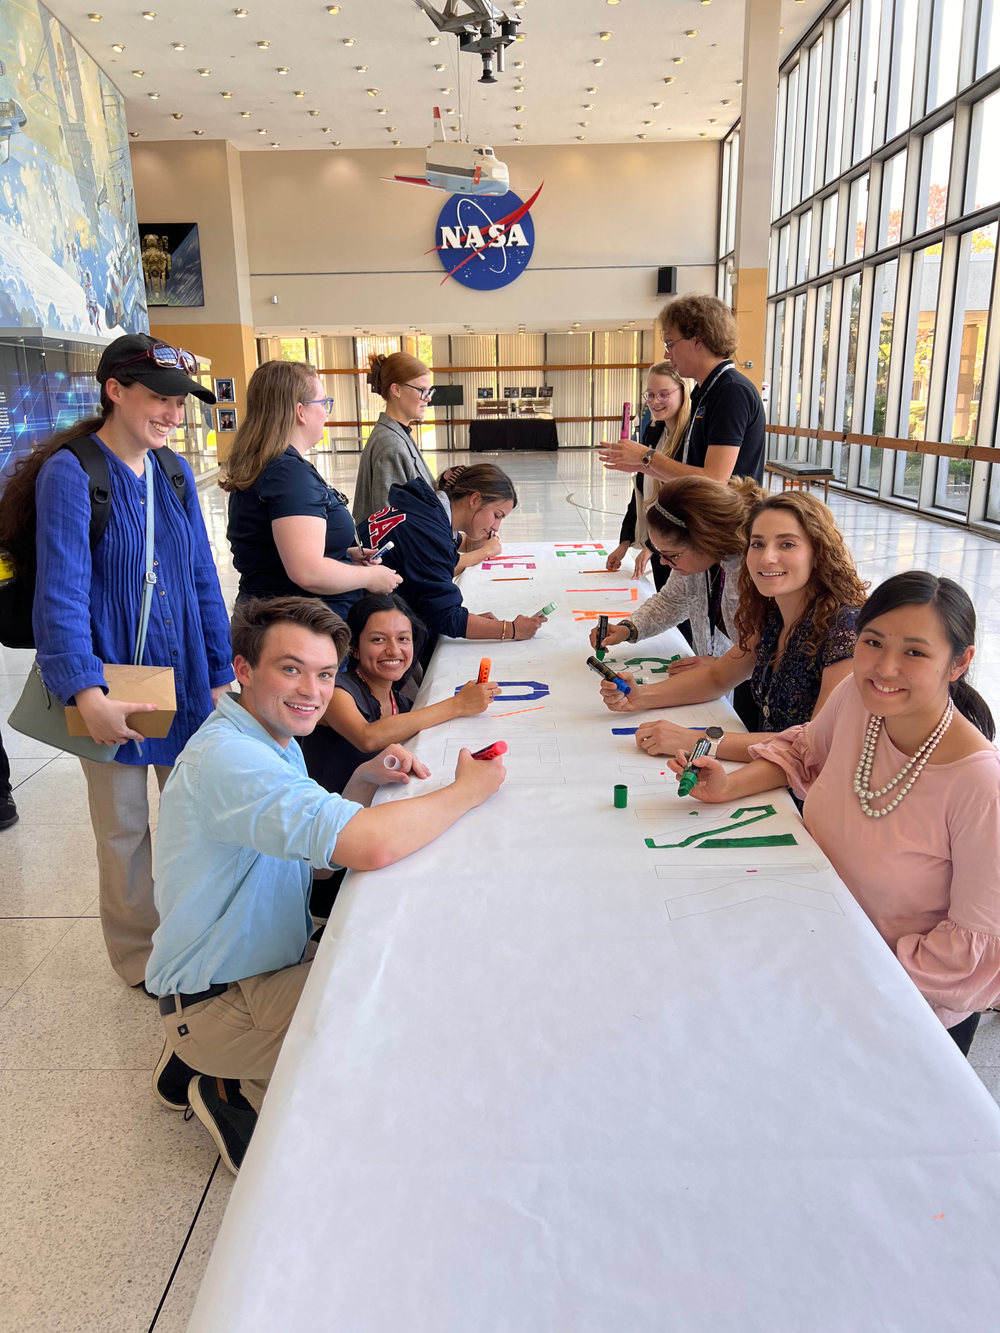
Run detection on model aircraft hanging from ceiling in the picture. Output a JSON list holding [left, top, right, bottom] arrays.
[[384, 107, 510, 195]]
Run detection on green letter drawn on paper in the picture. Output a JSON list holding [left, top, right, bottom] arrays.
[[623, 655, 682, 674], [644, 804, 797, 850]]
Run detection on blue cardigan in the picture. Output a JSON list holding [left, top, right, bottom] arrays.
[[33, 436, 233, 767]]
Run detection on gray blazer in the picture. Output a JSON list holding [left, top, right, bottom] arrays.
[[352, 413, 436, 524]]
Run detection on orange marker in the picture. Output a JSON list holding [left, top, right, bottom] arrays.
[[477, 657, 491, 683]]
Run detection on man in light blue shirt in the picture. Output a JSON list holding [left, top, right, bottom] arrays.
[[147, 596, 505, 1173]]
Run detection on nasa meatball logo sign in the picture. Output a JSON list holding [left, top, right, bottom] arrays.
[[433, 188, 539, 290]]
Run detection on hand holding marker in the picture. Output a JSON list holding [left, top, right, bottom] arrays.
[[477, 657, 492, 684], [677, 737, 713, 796], [620, 401, 631, 440], [596, 614, 609, 661], [471, 741, 508, 761], [532, 602, 556, 618], [587, 655, 631, 695]]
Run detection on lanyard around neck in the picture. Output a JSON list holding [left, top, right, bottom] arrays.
[[680, 361, 734, 464]]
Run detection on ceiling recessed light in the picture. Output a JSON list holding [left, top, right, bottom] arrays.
[[241, 111, 251, 117], [514, 30, 524, 37], [270, 142, 280, 147], [428, 36, 439, 44], [309, 109, 319, 115], [131, 69, 144, 77], [172, 112, 183, 119], [672, 56, 684, 64], [579, 121, 589, 127], [586, 86, 598, 93], [576, 135, 586, 140], [514, 84, 524, 91], [172, 42, 184, 50], [643, 120, 653, 125], [599, 31, 612, 40], [699, 132, 707, 138], [257, 127, 267, 134], [233, 7, 248, 15], [198, 68, 211, 76], [514, 105, 524, 111], [721, 98, 732, 106], [88, 13, 101, 21], [736, 78, 743, 85], [392, 139, 401, 145], [194, 129, 204, 135], [515, 136, 524, 142], [637, 133, 647, 139], [342, 37, 355, 45], [592, 58, 605, 66], [111, 42, 124, 50], [355, 65, 368, 72], [514, 122, 524, 128], [142, 10, 155, 17], [652, 102, 662, 109], [257, 39, 270, 47], [708, 117, 717, 123], [445, 107, 457, 113], [663, 76, 675, 84], [277, 67, 289, 74], [440, 87, 452, 93], [686, 29, 698, 37], [449, 124, 459, 131], [129, 130, 139, 137], [147, 91, 159, 99], [367, 87, 378, 96], [582, 103, 593, 110], [294, 90, 305, 97], [331, 139, 340, 144], [327, 4, 340, 10], [221, 91, 233, 98], [512, 0, 525, 7], [435, 63, 446, 70], [513, 60, 525, 68], [385, 126, 396, 131], [321, 126, 331, 131]]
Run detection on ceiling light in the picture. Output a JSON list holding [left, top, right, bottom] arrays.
[[377, 107, 387, 113], [172, 112, 183, 119], [699, 132, 707, 138], [637, 133, 647, 139], [449, 124, 459, 131], [277, 67, 289, 74], [172, 42, 184, 50], [294, 90, 305, 96], [686, 29, 698, 37], [652, 102, 662, 109], [586, 86, 598, 93], [514, 104, 525, 111], [241, 111, 252, 117], [194, 130, 204, 135], [573, 322, 580, 327], [88, 13, 101, 20], [578, 120, 590, 127], [367, 88, 378, 96], [721, 98, 732, 106], [672, 57, 684, 64], [327, 4, 340, 10], [148, 91, 159, 99], [392, 140, 401, 145], [142, 10, 155, 17], [428, 36, 439, 44], [257, 128, 267, 134], [512, 0, 525, 7], [385, 126, 396, 131], [331, 140, 340, 145], [445, 107, 457, 113], [513, 60, 525, 68], [355, 65, 368, 72], [132, 69, 144, 77], [309, 109, 319, 115], [514, 122, 524, 128], [583, 103, 593, 110], [514, 84, 524, 91], [270, 142, 280, 147], [435, 63, 447, 70], [515, 31, 524, 38], [221, 91, 233, 98], [576, 135, 586, 140], [111, 42, 125, 51], [736, 79, 743, 85], [643, 120, 653, 125], [233, 6, 248, 15], [198, 68, 211, 76], [440, 87, 452, 92], [257, 40, 269, 48], [129, 131, 139, 137], [599, 32, 612, 40], [708, 118, 717, 123], [663, 76, 675, 84], [321, 126, 330, 132], [593, 58, 605, 66], [515, 136, 524, 142], [342, 37, 355, 45]]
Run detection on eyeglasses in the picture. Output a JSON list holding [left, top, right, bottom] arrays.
[[655, 548, 686, 568], [645, 388, 680, 402], [402, 383, 433, 402], [305, 397, 335, 415], [119, 342, 198, 375], [663, 337, 689, 354]]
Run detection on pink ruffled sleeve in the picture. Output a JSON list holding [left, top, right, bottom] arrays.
[[746, 677, 847, 799], [896, 766, 1000, 1021]]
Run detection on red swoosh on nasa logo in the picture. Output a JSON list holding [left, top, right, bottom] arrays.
[[426, 182, 545, 285]]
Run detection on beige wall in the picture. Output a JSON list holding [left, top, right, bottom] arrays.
[[241, 141, 718, 331]]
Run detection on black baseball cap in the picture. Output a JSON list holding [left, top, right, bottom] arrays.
[[96, 334, 217, 404]]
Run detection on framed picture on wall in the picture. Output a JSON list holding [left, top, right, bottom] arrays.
[[214, 377, 235, 402], [477, 387, 494, 400], [503, 387, 518, 399], [539, 385, 554, 399], [216, 407, 237, 432], [521, 386, 537, 398]]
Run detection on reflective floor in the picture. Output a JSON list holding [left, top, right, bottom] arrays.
[[2, 449, 999, 1331]]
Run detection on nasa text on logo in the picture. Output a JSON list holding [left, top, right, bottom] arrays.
[[435, 190, 535, 291]]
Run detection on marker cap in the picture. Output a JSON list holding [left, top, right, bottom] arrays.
[[614, 784, 628, 808]]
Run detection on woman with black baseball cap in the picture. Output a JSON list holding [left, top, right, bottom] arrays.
[[0, 334, 233, 991]]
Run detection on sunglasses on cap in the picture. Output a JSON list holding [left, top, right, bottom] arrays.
[[117, 343, 199, 376]]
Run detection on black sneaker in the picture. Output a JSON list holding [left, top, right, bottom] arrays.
[[153, 1038, 198, 1111], [0, 792, 18, 831], [188, 1074, 257, 1175]]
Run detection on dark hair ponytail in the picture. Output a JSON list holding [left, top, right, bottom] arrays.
[[857, 571, 995, 740], [345, 592, 426, 683]]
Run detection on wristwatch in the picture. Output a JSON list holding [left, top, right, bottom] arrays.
[[617, 619, 639, 644], [704, 725, 724, 758], [641, 447, 657, 470]]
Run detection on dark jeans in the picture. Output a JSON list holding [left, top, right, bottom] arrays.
[[948, 1011, 981, 1057], [0, 725, 10, 799]]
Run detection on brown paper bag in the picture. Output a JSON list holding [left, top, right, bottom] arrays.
[[65, 664, 177, 739]]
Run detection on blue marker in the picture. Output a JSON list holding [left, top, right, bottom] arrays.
[[587, 655, 631, 695]]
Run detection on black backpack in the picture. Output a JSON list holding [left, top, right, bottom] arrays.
[[0, 436, 186, 651]]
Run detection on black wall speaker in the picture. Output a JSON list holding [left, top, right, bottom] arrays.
[[656, 266, 677, 295]]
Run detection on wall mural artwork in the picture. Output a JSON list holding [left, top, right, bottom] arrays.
[[0, 0, 147, 336], [140, 223, 205, 307]]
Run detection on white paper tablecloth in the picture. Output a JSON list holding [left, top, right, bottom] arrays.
[[189, 542, 1000, 1333]]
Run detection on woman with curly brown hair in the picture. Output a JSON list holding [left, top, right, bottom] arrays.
[[598, 490, 868, 763]]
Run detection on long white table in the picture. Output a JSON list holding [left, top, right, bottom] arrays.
[[189, 542, 1000, 1332]]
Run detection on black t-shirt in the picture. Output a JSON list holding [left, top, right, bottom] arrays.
[[298, 667, 413, 794], [227, 447, 360, 617], [684, 363, 765, 482]]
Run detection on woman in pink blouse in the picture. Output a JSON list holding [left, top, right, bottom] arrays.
[[669, 571, 999, 1055]]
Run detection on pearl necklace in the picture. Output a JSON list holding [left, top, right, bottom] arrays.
[[853, 699, 953, 818]]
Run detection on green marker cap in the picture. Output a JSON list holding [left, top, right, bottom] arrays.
[[595, 647, 606, 662], [677, 769, 698, 797], [538, 602, 557, 616], [614, 784, 628, 809]]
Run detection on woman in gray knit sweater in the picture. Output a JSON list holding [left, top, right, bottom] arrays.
[[352, 351, 436, 526]]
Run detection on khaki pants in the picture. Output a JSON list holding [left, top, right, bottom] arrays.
[[79, 759, 170, 986], [160, 960, 313, 1112]]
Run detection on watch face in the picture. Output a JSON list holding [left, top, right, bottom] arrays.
[[705, 726, 724, 740]]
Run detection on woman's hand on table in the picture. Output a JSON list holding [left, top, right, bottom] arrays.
[[597, 439, 647, 473], [513, 614, 544, 640], [635, 719, 709, 757], [666, 751, 731, 802], [589, 622, 630, 651], [598, 671, 642, 712], [454, 679, 501, 715], [667, 655, 715, 678], [358, 744, 430, 787], [605, 541, 629, 572], [455, 746, 506, 804]]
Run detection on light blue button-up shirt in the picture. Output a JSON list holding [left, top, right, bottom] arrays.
[[146, 692, 362, 996]]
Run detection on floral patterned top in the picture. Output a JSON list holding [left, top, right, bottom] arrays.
[[750, 604, 860, 731]]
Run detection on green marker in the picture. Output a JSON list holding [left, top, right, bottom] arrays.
[[677, 737, 712, 797], [534, 602, 557, 617]]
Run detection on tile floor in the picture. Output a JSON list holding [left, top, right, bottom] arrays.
[[2, 448, 1000, 1331]]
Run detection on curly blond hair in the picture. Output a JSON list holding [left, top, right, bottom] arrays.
[[734, 491, 869, 656]]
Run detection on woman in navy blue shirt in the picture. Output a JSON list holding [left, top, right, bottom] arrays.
[[223, 360, 401, 618], [0, 335, 233, 989]]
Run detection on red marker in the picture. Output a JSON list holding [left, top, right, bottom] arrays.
[[471, 741, 508, 761], [477, 657, 491, 683]]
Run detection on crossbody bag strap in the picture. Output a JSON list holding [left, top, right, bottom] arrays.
[[133, 453, 157, 666]]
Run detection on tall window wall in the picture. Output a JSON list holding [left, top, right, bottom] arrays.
[[762, 0, 1000, 528]]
